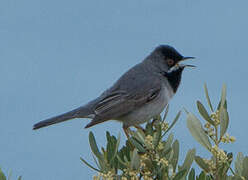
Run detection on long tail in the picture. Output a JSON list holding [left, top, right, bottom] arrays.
[[33, 104, 94, 130]]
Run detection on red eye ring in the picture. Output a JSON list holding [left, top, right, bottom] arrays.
[[167, 59, 175, 66]]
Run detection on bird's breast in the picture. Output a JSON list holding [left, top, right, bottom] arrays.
[[120, 83, 174, 127]]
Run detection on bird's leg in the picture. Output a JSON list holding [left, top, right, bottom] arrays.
[[151, 119, 156, 127], [151, 116, 160, 127], [123, 126, 130, 139], [134, 125, 145, 133]]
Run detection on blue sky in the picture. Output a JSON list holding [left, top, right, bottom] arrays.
[[0, 0, 247, 179]]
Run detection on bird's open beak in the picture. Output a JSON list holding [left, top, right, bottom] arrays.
[[183, 64, 196, 68], [176, 56, 196, 68], [181, 56, 195, 61], [175, 63, 196, 68]]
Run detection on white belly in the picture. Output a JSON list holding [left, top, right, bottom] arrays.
[[121, 84, 174, 127]]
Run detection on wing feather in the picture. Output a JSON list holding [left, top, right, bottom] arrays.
[[85, 66, 163, 128], [94, 81, 161, 120]]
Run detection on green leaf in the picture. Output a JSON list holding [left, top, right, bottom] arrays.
[[220, 107, 229, 138], [165, 147, 173, 161], [242, 157, 248, 179], [227, 152, 233, 162], [7, 170, 12, 180], [116, 154, 128, 167], [173, 169, 187, 180], [220, 84, 227, 108], [205, 175, 212, 180], [0, 168, 6, 180], [186, 112, 212, 151], [130, 149, 140, 170], [145, 122, 153, 135], [154, 114, 162, 122], [153, 125, 162, 148], [118, 141, 132, 164], [172, 140, 179, 172], [197, 101, 215, 126], [197, 171, 206, 180], [164, 133, 174, 153], [89, 132, 103, 160], [163, 104, 170, 122], [80, 157, 102, 173], [188, 168, 195, 180], [204, 83, 214, 112], [129, 137, 146, 153], [180, 149, 196, 176], [135, 129, 146, 144], [106, 132, 115, 163], [195, 156, 210, 173], [235, 152, 244, 176], [226, 176, 237, 180], [110, 133, 121, 163], [17, 176, 22, 180], [163, 111, 181, 137], [217, 101, 221, 111], [92, 154, 101, 169]]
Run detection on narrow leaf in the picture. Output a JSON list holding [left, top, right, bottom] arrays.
[[17, 176, 22, 180], [0, 168, 6, 180], [110, 133, 121, 163], [220, 107, 229, 138], [164, 133, 174, 153], [130, 149, 140, 170], [7, 170, 12, 180], [195, 156, 210, 173], [242, 157, 248, 178], [163, 104, 170, 122], [180, 149, 196, 174], [217, 101, 221, 111], [80, 157, 102, 173], [173, 169, 187, 180], [92, 154, 101, 169], [235, 152, 244, 176], [145, 122, 153, 135], [220, 84, 227, 107], [172, 140, 179, 172], [129, 137, 146, 153], [164, 147, 173, 160], [116, 154, 128, 167], [163, 111, 181, 136], [89, 132, 103, 160], [188, 168, 195, 180], [197, 101, 215, 125], [186, 113, 212, 151], [136, 129, 146, 144], [198, 171, 206, 180], [206, 175, 212, 180], [204, 83, 214, 112], [106, 132, 115, 163], [153, 126, 162, 147]]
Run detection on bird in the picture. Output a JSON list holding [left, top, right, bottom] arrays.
[[33, 45, 195, 137]]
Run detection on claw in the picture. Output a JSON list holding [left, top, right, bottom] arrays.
[[123, 127, 130, 138]]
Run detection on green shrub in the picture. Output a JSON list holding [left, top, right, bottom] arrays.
[[0, 168, 22, 180], [81, 84, 248, 180]]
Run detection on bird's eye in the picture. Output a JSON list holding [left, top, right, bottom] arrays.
[[167, 59, 175, 66]]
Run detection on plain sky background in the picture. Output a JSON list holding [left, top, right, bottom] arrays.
[[0, 0, 247, 179]]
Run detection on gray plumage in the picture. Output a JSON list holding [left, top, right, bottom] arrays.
[[33, 45, 194, 132]]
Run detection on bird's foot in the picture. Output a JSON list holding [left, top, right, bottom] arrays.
[[123, 127, 130, 139], [134, 125, 145, 133]]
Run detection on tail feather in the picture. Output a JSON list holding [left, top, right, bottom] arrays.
[[33, 111, 76, 130], [33, 105, 93, 130]]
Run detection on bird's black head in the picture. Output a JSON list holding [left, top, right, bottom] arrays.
[[155, 45, 194, 69]]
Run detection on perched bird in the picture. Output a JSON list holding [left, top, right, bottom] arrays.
[[33, 45, 195, 137]]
